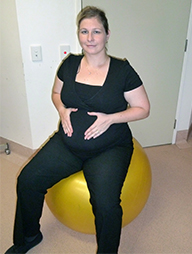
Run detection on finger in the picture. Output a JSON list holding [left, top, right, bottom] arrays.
[[85, 128, 100, 140], [66, 126, 73, 136], [62, 121, 73, 136], [87, 112, 98, 117], [71, 108, 78, 113], [84, 125, 95, 139], [93, 130, 100, 139]]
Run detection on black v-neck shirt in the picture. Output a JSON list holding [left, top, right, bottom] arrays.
[[75, 82, 101, 102], [57, 54, 142, 154]]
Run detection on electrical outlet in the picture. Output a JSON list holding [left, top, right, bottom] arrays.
[[60, 45, 70, 60], [31, 45, 42, 61]]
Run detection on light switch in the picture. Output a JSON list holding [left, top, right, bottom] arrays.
[[60, 45, 70, 60], [31, 45, 42, 61]]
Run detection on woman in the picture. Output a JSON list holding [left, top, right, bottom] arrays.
[[5, 6, 150, 254]]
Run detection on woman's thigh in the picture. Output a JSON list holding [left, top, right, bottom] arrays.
[[83, 145, 133, 207], [18, 133, 83, 192]]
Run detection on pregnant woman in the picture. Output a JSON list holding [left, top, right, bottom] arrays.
[[5, 6, 150, 254]]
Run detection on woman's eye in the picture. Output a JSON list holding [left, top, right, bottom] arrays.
[[80, 30, 101, 35], [94, 30, 101, 34], [81, 30, 88, 34]]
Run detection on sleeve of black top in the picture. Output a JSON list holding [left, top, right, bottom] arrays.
[[57, 54, 71, 81], [124, 60, 143, 92]]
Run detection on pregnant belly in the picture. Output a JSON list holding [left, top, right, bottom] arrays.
[[59, 109, 126, 153]]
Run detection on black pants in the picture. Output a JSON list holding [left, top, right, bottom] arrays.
[[13, 132, 133, 254]]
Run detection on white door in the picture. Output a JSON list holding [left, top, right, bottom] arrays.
[[82, 0, 191, 147]]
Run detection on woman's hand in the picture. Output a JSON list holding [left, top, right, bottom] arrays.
[[84, 112, 112, 140], [52, 76, 78, 137], [84, 85, 150, 140], [59, 107, 78, 137]]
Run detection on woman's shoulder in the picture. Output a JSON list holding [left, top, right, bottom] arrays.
[[109, 56, 132, 74], [110, 55, 130, 67], [109, 56, 142, 87], [57, 53, 83, 80], [58, 53, 83, 70], [62, 53, 83, 64]]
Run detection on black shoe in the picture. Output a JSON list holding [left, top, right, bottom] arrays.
[[4, 232, 43, 253]]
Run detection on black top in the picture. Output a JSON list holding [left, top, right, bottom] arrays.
[[57, 54, 142, 154]]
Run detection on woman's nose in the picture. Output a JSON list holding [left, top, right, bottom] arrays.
[[87, 32, 93, 41]]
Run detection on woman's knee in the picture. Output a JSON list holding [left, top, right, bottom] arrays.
[[90, 193, 122, 217], [16, 163, 40, 193], [17, 169, 31, 192]]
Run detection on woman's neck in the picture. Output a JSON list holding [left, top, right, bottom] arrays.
[[83, 53, 109, 68]]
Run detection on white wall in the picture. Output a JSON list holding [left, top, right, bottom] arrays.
[[0, 0, 33, 148], [1, 0, 191, 149], [175, 1, 192, 137], [0, 0, 81, 149]]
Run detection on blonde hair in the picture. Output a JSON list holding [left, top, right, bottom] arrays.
[[77, 6, 109, 35]]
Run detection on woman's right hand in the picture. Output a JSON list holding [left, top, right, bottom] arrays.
[[59, 106, 78, 137], [51, 76, 78, 137]]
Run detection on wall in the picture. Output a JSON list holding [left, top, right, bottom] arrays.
[[0, 0, 81, 149], [1, 0, 192, 149], [0, 0, 33, 148]]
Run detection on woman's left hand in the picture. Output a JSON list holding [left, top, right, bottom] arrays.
[[84, 112, 111, 140]]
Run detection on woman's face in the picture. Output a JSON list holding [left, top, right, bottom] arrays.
[[78, 17, 110, 56]]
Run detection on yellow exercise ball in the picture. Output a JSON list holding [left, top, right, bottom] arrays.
[[45, 138, 151, 234]]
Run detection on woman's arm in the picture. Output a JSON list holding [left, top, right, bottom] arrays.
[[52, 76, 65, 112], [52, 76, 78, 137], [84, 85, 150, 140], [110, 85, 150, 124]]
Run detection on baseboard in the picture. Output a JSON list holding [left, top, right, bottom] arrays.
[[0, 137, 36, 157], [187, 123, 192, 140]]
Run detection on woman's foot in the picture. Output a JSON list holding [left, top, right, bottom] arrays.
[[4, 232, 43, 253]]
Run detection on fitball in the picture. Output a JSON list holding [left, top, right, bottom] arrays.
[[46, 138, 151, 234]]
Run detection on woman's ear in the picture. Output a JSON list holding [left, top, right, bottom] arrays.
[[107, 30, 111, 41]]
